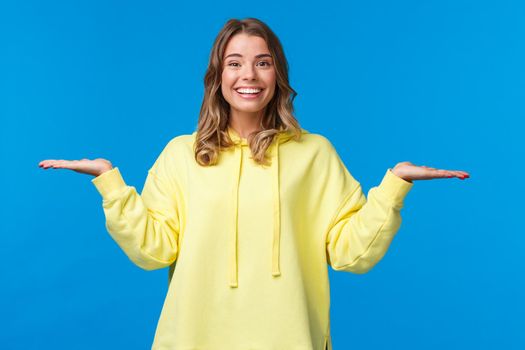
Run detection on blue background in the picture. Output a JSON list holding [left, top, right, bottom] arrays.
[[1, 0, 523, 349]]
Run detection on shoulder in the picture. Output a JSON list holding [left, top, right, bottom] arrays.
[[302, 132, 334, 147], [161, 132, 196, 154], [150, 133, 195, 182], [293, 130, 338, 156]]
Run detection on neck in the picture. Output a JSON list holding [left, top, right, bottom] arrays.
[[228, 109, 264, 138]]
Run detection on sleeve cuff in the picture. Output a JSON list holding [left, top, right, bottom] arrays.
[[91, 167, 127, 199], [374, 168, 414, 210]]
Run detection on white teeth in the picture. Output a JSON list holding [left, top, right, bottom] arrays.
[[236, 88, 262, 94]]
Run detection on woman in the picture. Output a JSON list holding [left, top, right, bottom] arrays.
[[39, 17, 469, 350]]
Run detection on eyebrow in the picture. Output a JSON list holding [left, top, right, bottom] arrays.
[[224, 53, 273, 59]]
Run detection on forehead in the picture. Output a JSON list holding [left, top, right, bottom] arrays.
[[223, 33, 270, 56]]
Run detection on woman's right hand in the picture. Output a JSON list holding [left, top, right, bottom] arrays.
[[38, 158, 114, 177]]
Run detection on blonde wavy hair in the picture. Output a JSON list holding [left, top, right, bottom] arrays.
[[194, 17, 303, 167]]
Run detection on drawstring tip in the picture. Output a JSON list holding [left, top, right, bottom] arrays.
[[230, 262, 238, 288], [230, 273, 238, 288], [230, 270, 238, 288]]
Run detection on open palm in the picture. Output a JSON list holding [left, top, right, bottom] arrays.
[[392, 161, 470, 182], [38, 158, 113, 177]]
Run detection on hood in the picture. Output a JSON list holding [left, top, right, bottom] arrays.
[[226, 126, 309, 288]]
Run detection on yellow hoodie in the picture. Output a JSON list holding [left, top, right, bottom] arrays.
[[91, 126, 413, 350]]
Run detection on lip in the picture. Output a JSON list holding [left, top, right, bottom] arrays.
[[234, 88, 264, 100], [235, 86, 264, 90]]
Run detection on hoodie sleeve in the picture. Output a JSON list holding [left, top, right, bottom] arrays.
[[323, 140, 414, 274], [91, 141, 183, 271]]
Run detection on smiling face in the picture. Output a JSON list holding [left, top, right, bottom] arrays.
[[221, 33, 276, 122]]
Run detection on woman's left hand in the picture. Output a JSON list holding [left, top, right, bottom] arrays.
[[391, 161, 470, 183]]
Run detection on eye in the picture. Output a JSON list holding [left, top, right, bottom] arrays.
[[258, 61, 272, 67], [228, 62, 240, 67]]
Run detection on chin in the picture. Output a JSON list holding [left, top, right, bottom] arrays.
[[234, 106, 266, 113]]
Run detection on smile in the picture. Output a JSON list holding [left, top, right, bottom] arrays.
[[235, 88, 263, 99]]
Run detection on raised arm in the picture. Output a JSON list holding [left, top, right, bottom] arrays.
[[39, 141, 184, 271], [91, 163, 181, 270], [322, 143, 469, 274], [325, 168, 413, 273]]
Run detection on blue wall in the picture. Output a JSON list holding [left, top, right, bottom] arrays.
[[1, 0, 523, 349]]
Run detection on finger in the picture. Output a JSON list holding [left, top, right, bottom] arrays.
[[455, 172, 470, 179], [441, 168, 470, 177], [453, 170, 470, 177], [446, 169, 470, 177], [45, 160, 63, 169], [39, 160, 56, 168], [444, 170, 469, 179], [426, 169, 448, 179], [437, 170, 454, 178], [40, 161, 55, 169], [53, 160, 73, 169], [49, 161, 61, 169], [454, 171, 469, 178]]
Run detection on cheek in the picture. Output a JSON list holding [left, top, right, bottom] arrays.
[[265, 75, 277, 97], [221, 71, 235, 88], [264, 72, 276, 92], [221, 74, 232, 97]]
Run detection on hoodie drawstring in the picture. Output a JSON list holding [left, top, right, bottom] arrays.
[[271, 141, 281, 278], [230, 139, 243, 288], [228, 127, 281, 288]]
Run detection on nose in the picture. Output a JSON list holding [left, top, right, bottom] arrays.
[[241, 64, 257, 80]]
